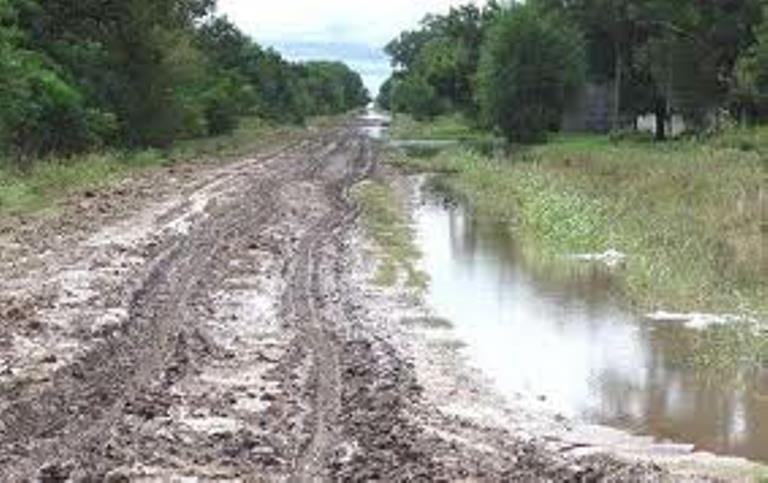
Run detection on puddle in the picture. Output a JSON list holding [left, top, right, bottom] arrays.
[[414, 192, 768, 463], [357, 110, 501, 158], [358, 108, 390, 140]]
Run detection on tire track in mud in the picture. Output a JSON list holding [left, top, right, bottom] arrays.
[[0, 122, 672, 480], [0, 131, 352, 479], [279, 136, 373, 478]]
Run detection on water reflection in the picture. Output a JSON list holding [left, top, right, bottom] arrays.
[[415, 195, 768, 462], [358, 108, 390, 140]]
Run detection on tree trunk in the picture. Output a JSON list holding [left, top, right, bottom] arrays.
[[654, 100, 667, 141], [613, 41, 622, 131]]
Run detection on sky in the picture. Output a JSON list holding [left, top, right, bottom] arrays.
[[217, 0, 481, 95]]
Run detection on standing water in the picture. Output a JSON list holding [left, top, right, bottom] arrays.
[[358, 106, 390, 140], [414, 193, 768, 463]]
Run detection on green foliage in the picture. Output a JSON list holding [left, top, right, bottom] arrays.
[[733, 14, 768, 120], [0, 1, 367, 165], [297, 61, 370, 116], [535, 0, 764, 133], [377, 76, 396, 110], [391, 75, 441, 120], [476, 4, 586, 143], [0, 39, 104, 162], [385, 0, 767, 138], [383, 2, 500, 118]]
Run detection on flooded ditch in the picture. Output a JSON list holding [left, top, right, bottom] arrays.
[[413, 191, 768, 463], [358, 109, 768, 464]]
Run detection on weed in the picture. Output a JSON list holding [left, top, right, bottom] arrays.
[[352, 180, 428, 290]]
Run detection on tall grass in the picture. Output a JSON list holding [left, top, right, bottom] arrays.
[[391, 131, 767, 317]]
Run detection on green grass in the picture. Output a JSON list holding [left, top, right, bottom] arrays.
[[352, 180, 428, 289], [0, 117, 298, 217], [388, 113, 494, 142], [389, 127, 767, 319]]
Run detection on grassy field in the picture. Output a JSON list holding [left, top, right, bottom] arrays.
[[388, 113, 494, 142], [0, 117, 301, 217], [390, 123, 767, 318]]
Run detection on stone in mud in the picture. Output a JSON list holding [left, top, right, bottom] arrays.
[[38, 461, 73, 482]]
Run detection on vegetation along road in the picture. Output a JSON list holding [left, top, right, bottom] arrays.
[[1, 0, 767, 480]]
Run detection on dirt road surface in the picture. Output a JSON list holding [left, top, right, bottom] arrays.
[[0, 118, 684, 480]]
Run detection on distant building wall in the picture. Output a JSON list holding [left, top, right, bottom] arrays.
[[562, 82, 690, 136], [636, 114, 686, 138], [562, 82, 616, 133]]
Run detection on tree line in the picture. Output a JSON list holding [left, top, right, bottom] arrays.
[[379, 0, 768, 142], [0, 0, 369, 164]]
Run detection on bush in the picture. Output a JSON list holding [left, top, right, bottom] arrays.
[[476, 4, 586, 143], [391, 74, 441, 120], [0, 45, 109, 163]]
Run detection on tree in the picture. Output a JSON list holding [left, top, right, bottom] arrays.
[[0, 0, 110, 161], [377, 75, 399, 111], [0, 0, 371, 162], [297, 61, 369, 115], [733, 14, 768, 121], [391, 75, 441, 120], [476, 4, 586, 143], [383, 2, 500, 117], [535, 0, 765, 138]]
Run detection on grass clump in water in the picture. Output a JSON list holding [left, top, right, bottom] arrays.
[[352, 180, 428, 289]]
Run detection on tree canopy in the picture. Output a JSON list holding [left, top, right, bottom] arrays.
[[381, 0, 768, 141], [476, 3, 586, 142], [0, 0, 369, 163]]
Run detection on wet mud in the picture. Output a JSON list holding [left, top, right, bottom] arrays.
[[0, 118, 746, 480]]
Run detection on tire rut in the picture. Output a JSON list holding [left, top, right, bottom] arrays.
[[0, 133, 345, 479], [279, 136, 373, 479]]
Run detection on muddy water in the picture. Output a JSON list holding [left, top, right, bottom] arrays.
[[414, 194, 768, 463]]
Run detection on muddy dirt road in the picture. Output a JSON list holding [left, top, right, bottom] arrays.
[[0, 119, 679, 480]]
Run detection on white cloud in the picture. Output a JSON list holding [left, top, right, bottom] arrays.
[[216, 0, 482, 93], [217, 0, 479, 47]]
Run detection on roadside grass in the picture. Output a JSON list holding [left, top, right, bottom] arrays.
[[0, 117, 298, 218], [388, 113, 493, 142], [388, 130, 767, 319], [351, 179, 428, 290]]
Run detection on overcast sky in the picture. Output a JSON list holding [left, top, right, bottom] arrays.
[[217, 0, 481, 95]]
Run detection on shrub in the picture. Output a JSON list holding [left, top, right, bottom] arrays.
[[391, 74, 441, 121], [476, 4, 586, 143]]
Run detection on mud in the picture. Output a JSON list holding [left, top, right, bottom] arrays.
[[0, 118, 738, 480]]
